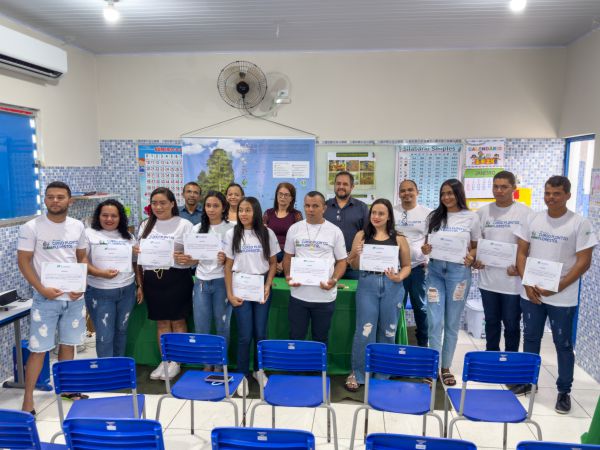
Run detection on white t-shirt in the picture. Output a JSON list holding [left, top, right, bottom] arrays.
[[191, 221, 235, 280], [428, 210, 481, 258], [477, 202, 533, 295], [18, 215, 87, 300], [137, 216, 193, 270], [284, 219, 348, 303], [394, 204, 432, 267], [223, 227, 279, 274], [515, 210, 597, 307], [85, 228, 136, 289]]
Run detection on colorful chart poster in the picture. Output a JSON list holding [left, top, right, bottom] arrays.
[[327, 151, 376, 188], [465, 139, 505, 168], [395, 143, 463, 209], [182, 137, 315, 211], [138, 144, 183, 218]]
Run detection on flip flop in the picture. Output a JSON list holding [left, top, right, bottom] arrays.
[[440, 371, 456, 387], [345, 373, 360, 392], [61, 393, 89, 401]]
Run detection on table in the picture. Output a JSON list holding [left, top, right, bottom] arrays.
[[1, 299, 32, 389], [126, 278, 407, 374]]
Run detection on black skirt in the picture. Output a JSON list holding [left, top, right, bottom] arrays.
[[143, 268, 193, 321]]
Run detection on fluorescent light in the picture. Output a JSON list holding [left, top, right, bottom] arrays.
[[104, 1, 120, 23], [509, 0, 526, 12]]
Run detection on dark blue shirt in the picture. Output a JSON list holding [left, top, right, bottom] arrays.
[[178, 205, 202, 225], [324, 197, 370, 252]]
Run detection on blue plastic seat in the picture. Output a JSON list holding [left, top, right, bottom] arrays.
[[517, 441, 600, 449], [248, 340, 338, 450], [155, 333, 245, 434], [212, 426, 315, 449], [365, 432, 477, 450], [63, 418, 164, 449], [51, 357, 144, 442], [349, 344, 443, 450], [445, 351, 543, 450], [0, 409, 66, 449]]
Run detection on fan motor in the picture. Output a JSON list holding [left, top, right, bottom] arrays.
[[236, 81, 250, 96]]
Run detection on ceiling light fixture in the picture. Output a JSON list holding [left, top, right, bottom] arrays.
[[103, 0, 120, 23], [509, 0, 526, 13]]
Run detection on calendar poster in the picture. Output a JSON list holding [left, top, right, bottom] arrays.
[[138, 144, 184, 218], [395, 143, 463, 209], [465, 139, 505, 168], [464, 168, 503, 199]]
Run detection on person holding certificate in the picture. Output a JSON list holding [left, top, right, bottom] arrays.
[[474, 171, 533, 355], [345, 199, 411, 392], [85, 199, 139, 358], [421, 179, 480, 387], [17, 181, 88, 415], [225, 183, 245, 225], [514, 176, 597, 414], [136, 187, 194, 381], [224, 197, 278, 392]]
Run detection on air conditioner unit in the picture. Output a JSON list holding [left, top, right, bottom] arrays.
[[0, 25, 68, 80]]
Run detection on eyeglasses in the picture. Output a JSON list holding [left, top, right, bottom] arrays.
[[277, 192, 291, 198]]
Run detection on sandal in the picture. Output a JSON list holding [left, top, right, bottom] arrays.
[[423, 377, 433, 388], [440, 370, 456, 387], [61, 393, 89, 401], [345, 373, 360, 392]]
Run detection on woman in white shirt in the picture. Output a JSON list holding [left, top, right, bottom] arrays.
[[85, 199, 138, 358], [136, 187, 194, 381], [226, 183, 244, 225], [224, 196, 278, 389], [421, 179, 480, 387]]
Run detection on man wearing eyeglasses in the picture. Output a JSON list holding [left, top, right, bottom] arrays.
[[324, 171, 369, 280], [393, 179, 432, 347]]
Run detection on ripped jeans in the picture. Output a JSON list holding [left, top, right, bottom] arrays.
[[426, 259, 472, 369], [351, 272, 405, 384]]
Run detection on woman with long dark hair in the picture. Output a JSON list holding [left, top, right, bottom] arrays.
[[226, 183, 245, 224], [421, 179, 480, 386], [136, 187, 194, 381], [344, 198, 412, 391], [85, 199, 138, 358], [224, 196, 278, 392]]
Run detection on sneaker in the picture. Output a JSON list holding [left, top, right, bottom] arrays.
[[509, 384, 538, 396], [161, 361, 180, 380], [150, 363, 165, 380], [236, 377, 247, 397], [555, 393, 571, 414], [252, 371, 268, 387]]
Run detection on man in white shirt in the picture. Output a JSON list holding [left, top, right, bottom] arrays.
[[283, 191, 347, 345], [393, 179, 431, 347], [475, 171, 532, 354], [515, 176, 597, 414], [17, 181, 88, 415]]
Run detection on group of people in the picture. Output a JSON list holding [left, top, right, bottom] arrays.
[[17, 170, 596, 416]]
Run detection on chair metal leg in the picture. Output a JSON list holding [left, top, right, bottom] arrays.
[[426, 412, 444, 437], [190, 400, 194, 435], [50, 431, 63, 443], [349, 405, 369, 450], [364, 408, 369, 442], [223, 398, 239, 427], [248, 401, 267, 427], [323, 404, 339, 450], [327, 406, 331, 443], [502, 422, 507, 450], [443, 391, 449, 437], [422, 414, 427, 436], [527, 419, 543, 441], [155, 394, 171, 421], [272, 405, 276, 428], [447, 416, 466, 439], [242, 388, 246, 427]]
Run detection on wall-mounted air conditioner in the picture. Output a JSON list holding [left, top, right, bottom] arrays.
[[0, 25, 68, 80]]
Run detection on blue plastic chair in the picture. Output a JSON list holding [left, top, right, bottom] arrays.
[[517, 442, 600, 449], [0, 409, 66, 449], [63, 418, 165, 449], [51, 357, 145, 442], [155, 333, 246, 433], [365, 432, 477, 450], [349, 344, 443, 450], [248, 340, 338, 450], [211, 426, 315, 449], [445, 351, 543, 450]]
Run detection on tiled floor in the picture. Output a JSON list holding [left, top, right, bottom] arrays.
[[0, 330, 598, 449]]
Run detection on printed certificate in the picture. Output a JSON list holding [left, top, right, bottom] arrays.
[[522, 257, 563, 292], [232, 272, 264, 302], [476, 238, 517, 268], [92, 244, 133, 272], [184, 233, 221, 260], [290, 257, 330, 286], [41, 262, 87, 292], [359, 244, 399, 273], [429, 234, 468, 264], [138, 238, 175, 267]]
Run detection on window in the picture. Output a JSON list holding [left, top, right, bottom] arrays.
[[565, 135, 595, 217], [0, 104, 40, 221]]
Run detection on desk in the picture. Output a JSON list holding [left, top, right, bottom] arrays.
[[126, 278, 407, 374], [1, 299, 32, 389]]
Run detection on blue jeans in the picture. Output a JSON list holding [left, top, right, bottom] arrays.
[[85, 283, 136, 358], [426, 259, 472, 369], [233, 295, 271, 376], [351, 272, 405, 384], [480, 289, 521, 352], [193, 278, 232, 348], [520, 299, 576, 394], [403, 264, 428, 346], [288, 297, 336, 346]]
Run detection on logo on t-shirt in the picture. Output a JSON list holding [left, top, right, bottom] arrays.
[[41, 240, 79, 250], [240, 245, 262, 253], [484, 219, 520, 229], [295, 238, 330, 249], [531, 231, 568, 244]]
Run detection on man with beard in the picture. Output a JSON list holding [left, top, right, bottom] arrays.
[[179, 181, 202, 225], [324, 171, 369, 280]]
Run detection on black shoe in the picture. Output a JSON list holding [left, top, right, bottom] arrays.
[[555, 393, 571, 414], [509, 384, 538, 396]]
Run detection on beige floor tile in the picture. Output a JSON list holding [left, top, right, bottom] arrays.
[[451, 420, 537, 449], [313, 401, 385, 440], [571, 389, 600, 417], [527, 415, 592, 443], [163, 428, 212, 450]]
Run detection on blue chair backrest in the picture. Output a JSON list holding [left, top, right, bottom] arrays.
[[160, 333, 227, 365], [366, 433, 477, 450], [52, 357, 137, 394], [462, 351, 541, 385], [366, 344, 439, 378], [212, 426, 315, 449], [517, 441, 600, 449], [0, 409, 42, 449], [63, 418, 164, 450], [257, 340, 326, 372]]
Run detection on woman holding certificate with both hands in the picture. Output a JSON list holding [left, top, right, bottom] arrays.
[[224, 196, 278, 394], [421, 179, 481, 387], [345, 198, 412, 392]]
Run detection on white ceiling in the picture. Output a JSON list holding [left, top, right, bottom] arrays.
[[1, 0, 600, 54]]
